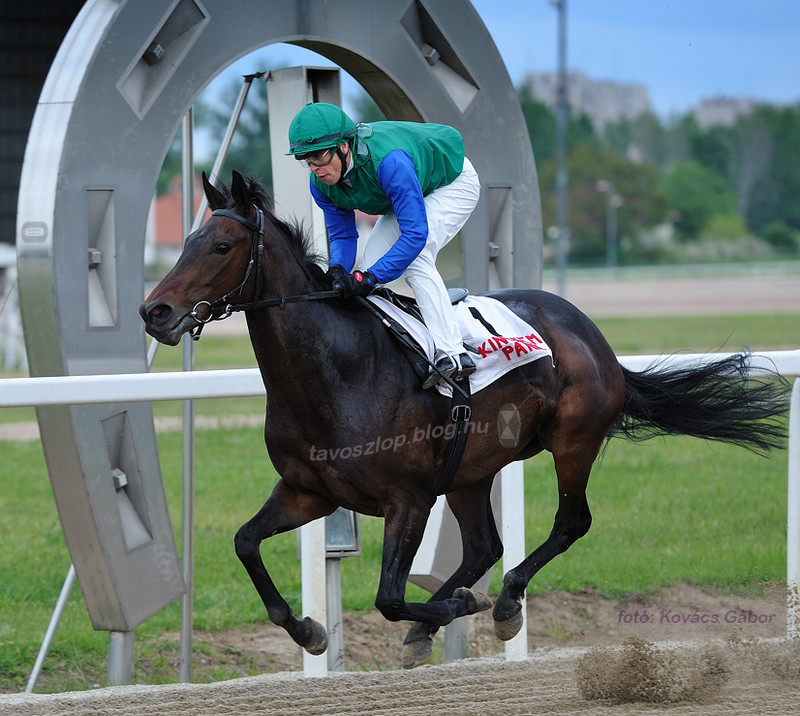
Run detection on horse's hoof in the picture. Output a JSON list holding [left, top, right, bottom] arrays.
[[300, 616, 328, 655], [402, 635, 433, 669], [494, 609, 524, 641], [453, 587, 493, 614]]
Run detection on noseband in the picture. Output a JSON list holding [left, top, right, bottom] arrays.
[[188, 205, 339, 340]]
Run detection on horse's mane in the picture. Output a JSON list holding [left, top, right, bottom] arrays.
[[218, 175, 331, 290]]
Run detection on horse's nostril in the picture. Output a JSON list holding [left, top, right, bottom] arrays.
[[140, 301, 172, 325]]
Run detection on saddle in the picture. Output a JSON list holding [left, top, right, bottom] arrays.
[[367, 286, 470, 380], [370, 286, 470, 326]]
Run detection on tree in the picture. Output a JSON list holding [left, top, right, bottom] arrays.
[[760, 219, 798, 254], [538, 144, 668, 264], [518, 89, 556, 164], [737, 104, 800, 233], [518, 87, 598, 166], [689, 124, 733, 180], [603, 113, 668, 167], [661, 161, 737, 240], [196, 76, 273, 189], [156, 131, 183, 195], [156, 74, 273, 196]]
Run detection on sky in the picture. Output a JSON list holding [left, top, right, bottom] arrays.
[[204, 0, 798, 124], [471, 0, 799, 117]]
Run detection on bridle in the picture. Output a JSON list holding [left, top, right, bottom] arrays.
[[188, 205, 338, 340]]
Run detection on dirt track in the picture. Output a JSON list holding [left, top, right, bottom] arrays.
[[542, 270, 800, 317], [2, 639, 799, 716]]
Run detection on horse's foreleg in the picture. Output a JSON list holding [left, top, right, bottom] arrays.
[[234, 478, 336, 655], [492, 444, 595, 641], [375, 500, 493, 645], [402, 479, 503, 668]]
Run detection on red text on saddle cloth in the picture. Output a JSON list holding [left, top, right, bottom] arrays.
[[477, 333, 547, 361]]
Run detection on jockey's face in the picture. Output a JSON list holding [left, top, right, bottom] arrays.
[[308, 142, 349, 185]]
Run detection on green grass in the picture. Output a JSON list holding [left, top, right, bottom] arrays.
[[149, 334, 258, 373], [0, 312, 796, 692], [593, 313, 800, 355], [516, 435, 786, 597]]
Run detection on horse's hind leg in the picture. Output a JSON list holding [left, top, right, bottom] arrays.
[[402, 478, 502, 668], [492, 440, 596, 641], [234, 478, 336, 654]]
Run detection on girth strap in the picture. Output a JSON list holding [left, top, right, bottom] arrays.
[[435, 379, 473, 495]]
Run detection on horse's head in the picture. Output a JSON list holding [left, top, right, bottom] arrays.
[[140, 170, 272, 345]]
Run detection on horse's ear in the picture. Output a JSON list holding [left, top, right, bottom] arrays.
[[230, 170, 250, 212], [202, 171, 227, 210]]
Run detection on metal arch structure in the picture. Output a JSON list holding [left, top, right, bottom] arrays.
[[16, 0, 540, 638]]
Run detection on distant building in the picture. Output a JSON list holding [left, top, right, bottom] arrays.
[[691, 96, 760, 128], [522, 70, 652, 128]]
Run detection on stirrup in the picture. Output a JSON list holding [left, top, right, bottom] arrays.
[[454, 352, 476, 381]]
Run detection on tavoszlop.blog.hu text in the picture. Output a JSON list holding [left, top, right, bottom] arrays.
[[309, 421, 489, 461]]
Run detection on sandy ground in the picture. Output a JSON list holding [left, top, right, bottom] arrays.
[[3, 624, 799, 715], [544, 270, 800, 317], [2, 271, 799, 712]]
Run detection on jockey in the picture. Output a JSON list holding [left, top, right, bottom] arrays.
[[287, 102, 480, 389]]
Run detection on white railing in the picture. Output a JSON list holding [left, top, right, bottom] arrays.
[[3, 351, 798, 407]]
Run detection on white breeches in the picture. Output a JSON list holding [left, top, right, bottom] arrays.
[[361, 157, 480, 356]]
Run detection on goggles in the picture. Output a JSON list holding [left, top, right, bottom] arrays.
[[295, 148, 336, 168]]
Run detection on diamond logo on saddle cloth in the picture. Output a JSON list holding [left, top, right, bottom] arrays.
[[367, 294, 554, 396]]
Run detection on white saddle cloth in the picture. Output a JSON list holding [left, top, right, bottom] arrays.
[[367, 294, 553, 396]]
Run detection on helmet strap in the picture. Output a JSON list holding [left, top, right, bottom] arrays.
[[336, 144, 351, 184]]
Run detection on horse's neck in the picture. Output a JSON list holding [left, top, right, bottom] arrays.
[[245, 249, 344, 387], [245, 300, 348, 398]]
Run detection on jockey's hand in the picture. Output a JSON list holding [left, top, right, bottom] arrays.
[[326, 264, 346, 289], [328, 266, 377, 298]]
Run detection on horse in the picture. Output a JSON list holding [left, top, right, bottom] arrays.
[[140, 170, 787, 668]]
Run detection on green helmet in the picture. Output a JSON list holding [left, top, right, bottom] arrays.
[[286, 102, 357, 155]]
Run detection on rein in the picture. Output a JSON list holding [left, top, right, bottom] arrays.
[[188, 206, 338, 340]]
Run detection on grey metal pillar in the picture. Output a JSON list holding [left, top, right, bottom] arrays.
[[179, 109, 196, 684], [267, 66, 342, 256], [325, 559, 345, 672], [107, 631, 135, 686]]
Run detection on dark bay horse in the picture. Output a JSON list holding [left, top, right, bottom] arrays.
[[141, 171, 786, 668]]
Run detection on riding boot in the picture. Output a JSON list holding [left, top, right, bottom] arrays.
[[422, 350, 459, 390]]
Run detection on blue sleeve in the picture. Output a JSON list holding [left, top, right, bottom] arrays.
[[367, 150, 428, 283], [310, 180, 358, 272]]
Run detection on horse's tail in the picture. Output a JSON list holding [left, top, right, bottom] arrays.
[[611, 352, 788, 454]]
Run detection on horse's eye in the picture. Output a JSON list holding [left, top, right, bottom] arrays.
[[214, 242, 232, 255]]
